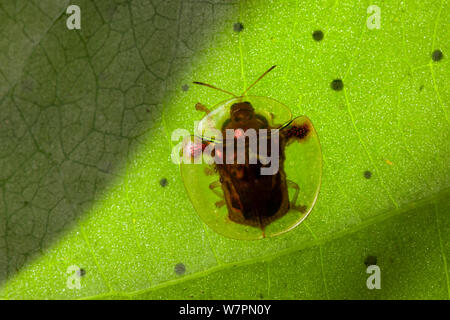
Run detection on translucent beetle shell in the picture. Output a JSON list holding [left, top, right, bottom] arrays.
[[180, 66, 322, 240]]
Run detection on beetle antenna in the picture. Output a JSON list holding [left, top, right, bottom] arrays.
[[196, 135, 217, 143], [192, 82, 238, 98], [278, 119, 293, 131], [242, 65, 277, 96]]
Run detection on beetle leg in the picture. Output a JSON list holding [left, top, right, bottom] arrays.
[[287, 180, 307, 213], [269, 112, 275, 125], [287, 180, 300, 204], [215, 200, 225, 208], [195, 102, 211, 114], [209, 180, 224, 198], [269, 112, 285, 128]]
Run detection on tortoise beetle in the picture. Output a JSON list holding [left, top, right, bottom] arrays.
[[180, 66, 322, 240]]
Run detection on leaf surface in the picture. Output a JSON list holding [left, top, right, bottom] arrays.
[[0, 0, 448, 299]]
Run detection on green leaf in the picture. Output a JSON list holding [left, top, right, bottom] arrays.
[[0, 0, 449, 299]]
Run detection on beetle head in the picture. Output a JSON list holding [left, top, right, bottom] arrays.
[[230, 101, 254, 124]]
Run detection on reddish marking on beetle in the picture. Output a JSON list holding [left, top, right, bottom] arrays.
[[234, 129, 245, 139], [285, 123, 310, 140], [185, 141, 207, 158], [215, 148, 223, 160]]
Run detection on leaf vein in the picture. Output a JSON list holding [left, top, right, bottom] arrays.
[[79, 188, 449, 300]]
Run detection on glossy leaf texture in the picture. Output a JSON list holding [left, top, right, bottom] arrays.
[[0, 0, 448, 299]]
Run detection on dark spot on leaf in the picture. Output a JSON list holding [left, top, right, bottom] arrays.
[[312, 30, 324, 41], [364, 255, 377, 267], [182, 84, 189, 91], [160, 178, 168, 187], [419, 84, 424, 91], [364, 170, 372, 179], [146, 108, 150, 113], [432, 49, 443, 62], [77, 268, 86, 277], [331, 79, 344, 91], [23, 201, 29, 206], [175, 263, 186, 275], [233, 22, 244, 32], [259, 293, 264, 299]]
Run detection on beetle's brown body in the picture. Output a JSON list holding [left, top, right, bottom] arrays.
[[214, 101, 308, 230]]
